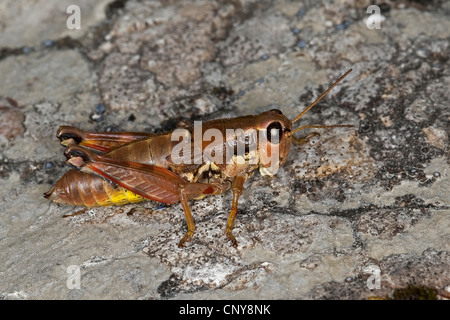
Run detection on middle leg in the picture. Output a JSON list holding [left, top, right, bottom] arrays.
[[225, 174, 248, 247]]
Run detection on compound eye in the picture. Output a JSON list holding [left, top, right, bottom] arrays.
[[267, 121, 282, 144], [270, 109, 283, 114]]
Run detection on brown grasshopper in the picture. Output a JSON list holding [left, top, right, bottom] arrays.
[[45, 69, 353, 247]]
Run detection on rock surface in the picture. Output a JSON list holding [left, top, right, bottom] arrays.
[[0, 0, 448, 300]]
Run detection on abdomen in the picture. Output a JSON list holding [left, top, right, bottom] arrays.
[[45, 134, 173, 207], [44, 169, 145, 206]]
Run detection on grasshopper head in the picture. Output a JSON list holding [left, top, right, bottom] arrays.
[[256, 69, 354, 176], [255, 109, 293, 176]]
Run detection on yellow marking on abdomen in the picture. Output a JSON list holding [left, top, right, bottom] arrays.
[[124, 189, 145, 203], [98, 180, 140, 206]]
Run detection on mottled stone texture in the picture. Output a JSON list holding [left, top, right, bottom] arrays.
[[0, 0, 448, 300]]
